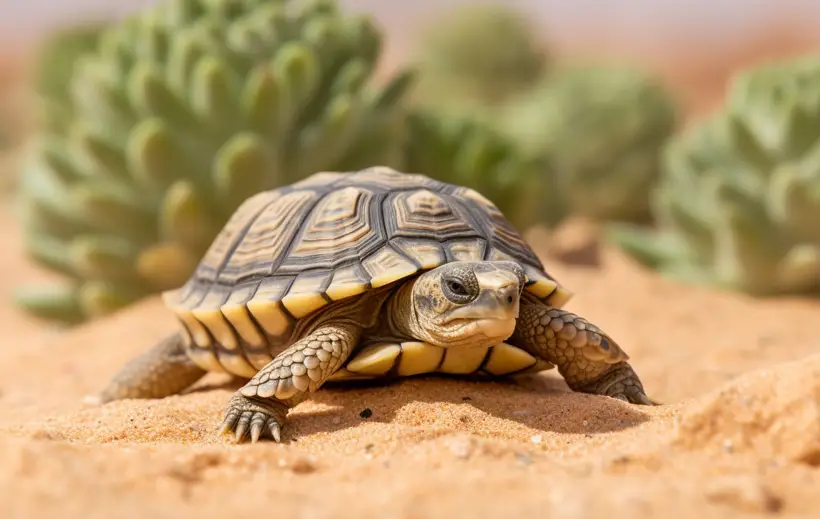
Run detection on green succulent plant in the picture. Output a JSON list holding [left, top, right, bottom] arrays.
[[410, 3, 548, 111], [33, 21, 109, 107], [609, 56, 820, 296], [15, 0, 416, 325], [401, 108, 562, 231], [502, 64, 678, 223]]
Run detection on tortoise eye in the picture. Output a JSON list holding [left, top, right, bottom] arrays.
[[442, 275, 474, 303], [447, 280, 467, 295]]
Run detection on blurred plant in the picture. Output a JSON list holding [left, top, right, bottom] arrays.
[[502, 64, 679, 223], [0, 23, 108, 194], [409, 3, 549, 112], [401, 108, 563, 230], [609, 56, 820, 296], [15, 0, 416, 325], [32, 22, 108, 107]]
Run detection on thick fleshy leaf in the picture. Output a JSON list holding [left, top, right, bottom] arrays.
[[73, 125, 129, 180], [777, 244, 820, 294], [23, 235, 80, 279], [136, 242, 200, 290], [13, 284, 86, 325], [213, 133, 277, 209], [69, 184, 157, 242], [128, 64, 199, 130], [70, 236, 142, 284], [273, 43, 320, 111], [40, 138, 85, 184], [127, 118, 188, 190], [158, 180, 219, 254], [190, 56, 240, 129], [241, 67, 284, 138], [166, 32, 207, 92], [605, 224, 690, 270], [294, 94, 360, 178], [77, 280, 145, 318]]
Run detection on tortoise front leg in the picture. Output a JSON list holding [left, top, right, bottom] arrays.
[[220, 321, 362, 443], [510, 297, 653, 405]]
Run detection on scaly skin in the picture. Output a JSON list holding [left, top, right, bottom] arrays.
[[219, 287, 391, 443], [93, 333, 207, 403], [221, 322, 361, 443], [510, 293, 652, 404]]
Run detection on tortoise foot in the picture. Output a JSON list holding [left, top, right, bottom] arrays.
[[573, 362, 655, 406], [220, 393, 288, 443]]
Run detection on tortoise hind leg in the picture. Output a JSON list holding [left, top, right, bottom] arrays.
[[92, 332, 207, 404]]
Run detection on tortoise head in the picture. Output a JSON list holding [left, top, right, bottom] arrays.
[[411, 260, 526, 348]]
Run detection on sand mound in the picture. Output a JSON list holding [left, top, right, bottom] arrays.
[[674, 353, 820, 466]]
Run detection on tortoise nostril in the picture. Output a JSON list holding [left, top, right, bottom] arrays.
[[507, 295, 513, 304]]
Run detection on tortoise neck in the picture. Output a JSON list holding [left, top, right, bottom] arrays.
[[382, 278, 422, 340]]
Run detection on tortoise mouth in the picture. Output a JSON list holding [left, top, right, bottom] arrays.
[[445, 316, 517, 342]]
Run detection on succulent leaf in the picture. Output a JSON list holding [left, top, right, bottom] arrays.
[[213, 133, 278, 209], [24, 235, 80, 279], [158, 180, 219, 254], [136, 242, 201, 290], [274, 42, 320, 113], [69, 184, 156, 242], [74, 125, 130, 181], [70, 236, 142, 284], [190, 56, 240, 133], [128, 64, 199, 131], [78, 281, 144, 318], [13, 285, 86, 325]]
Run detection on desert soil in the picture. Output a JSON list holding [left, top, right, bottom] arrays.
[[0, 211, 818, 519]]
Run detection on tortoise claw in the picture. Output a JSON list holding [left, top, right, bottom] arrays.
[[572, 362, 656, 406], [219, 393, 288, 443]]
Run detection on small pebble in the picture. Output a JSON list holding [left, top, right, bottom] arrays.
[[530, 434, 543, 444], [705, 476, 783, 514], [515, 452, 534, 466], [278, 456, 317, 474], [446, 436, 475, 459], [359, 408, 373, 419]]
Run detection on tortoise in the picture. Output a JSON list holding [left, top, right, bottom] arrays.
[[94, 166, 652, 443]]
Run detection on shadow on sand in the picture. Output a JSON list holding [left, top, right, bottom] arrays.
[[187, 371, 653, 443]]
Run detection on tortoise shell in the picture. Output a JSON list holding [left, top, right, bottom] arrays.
[[162, 166, 572, 376]]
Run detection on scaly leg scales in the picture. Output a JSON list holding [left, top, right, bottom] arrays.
[[221, 322, 361, 443], [511, 300, 653, 405]]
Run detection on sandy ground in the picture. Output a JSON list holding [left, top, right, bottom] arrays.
[[0, 213, 817, 519]]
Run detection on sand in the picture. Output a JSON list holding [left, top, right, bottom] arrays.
[[0, 215, 818, 519]]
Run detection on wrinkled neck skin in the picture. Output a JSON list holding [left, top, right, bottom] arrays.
[[380, 278, 512, 349]]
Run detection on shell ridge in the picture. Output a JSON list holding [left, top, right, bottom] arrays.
[[265, 189, 328, 277], [448, 193, 493, 239], [210, 190, 286, 281]]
